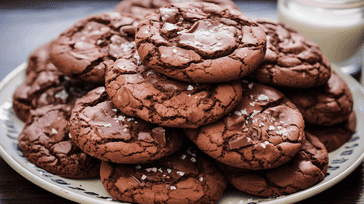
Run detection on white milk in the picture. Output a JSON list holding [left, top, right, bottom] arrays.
[[278, 0, 364, 66]]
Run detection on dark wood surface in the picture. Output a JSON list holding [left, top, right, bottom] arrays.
[[0, 1, 363, 203]]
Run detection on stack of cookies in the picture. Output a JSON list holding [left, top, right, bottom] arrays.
[[13, 0, 356, 203]]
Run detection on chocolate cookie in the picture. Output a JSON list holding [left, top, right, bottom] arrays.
[[135, 2, 267, 83], [105, 47, 243, 128], [305, 111, 356, 152], [18, 104, 101, 179], [284, 71, 353, 126], [13, 41, 97, 122], [219, 133, 329, 197], [69, 86, 184, 164], [114, 0, 239, 18], [248, 19, 331, 88], [100, 145, 228, 204], [50, 12, 139, 84], [185, 80, 305, 170]]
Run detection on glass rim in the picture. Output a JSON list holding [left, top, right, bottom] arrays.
[[294, 0, 364, 9]]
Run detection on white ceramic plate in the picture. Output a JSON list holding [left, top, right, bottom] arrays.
[[0, 63, 363, 204]]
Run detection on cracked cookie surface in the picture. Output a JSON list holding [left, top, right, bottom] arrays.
[[305, 111, 356, 152], [69, 87, 184, 164], [135, 2, 266, 83], [284, 71, 353, 126], [218, 133, 328, 197], [50, 12, 139, 84], [100, 145, 227, 204], [18, 104, 101, 179], [185, 81, 305, 170], [105, 47, 243, 128], [13, 40, 97, 122], [249, 19, 331, 88], [114, 0, 239, 18]]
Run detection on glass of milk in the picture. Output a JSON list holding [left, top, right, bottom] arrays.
[[278, 0, 364, 77]]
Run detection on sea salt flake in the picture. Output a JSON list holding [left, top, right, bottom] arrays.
[[191, 157, 196, 162], [146, 70, 154, 76], [181, 155, 186, 160], [135, 165, 142, 169], [117, 116, 125, 121], [104, 123, 112, 127], [257, 94, 269, 101], [248, 83, 254, 89], [152, 167, 157, 172], [112, 109, 118, 112], [269, 126, 275, 130], [141, 175, 147, 180], [177, 171, 185, 176], [187, 85, 193, 91], [55, 89, 68, 100], [234, 111, 242, 116], [172, 48, 177, 53], [68, 133, 72, 138], [51, 128, 58, 134], [199, 177, 203, 182], [170, 186, 177, 190], [117, 65, 125, 70]]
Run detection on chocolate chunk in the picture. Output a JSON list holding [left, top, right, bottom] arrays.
[[151, 127, 167, 147], [228, 133, 252, 150]]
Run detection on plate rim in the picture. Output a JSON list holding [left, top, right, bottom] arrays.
[[0, 63, 363, 204]]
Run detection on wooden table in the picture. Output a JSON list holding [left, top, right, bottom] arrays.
[[1, 0, 363, 203]]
